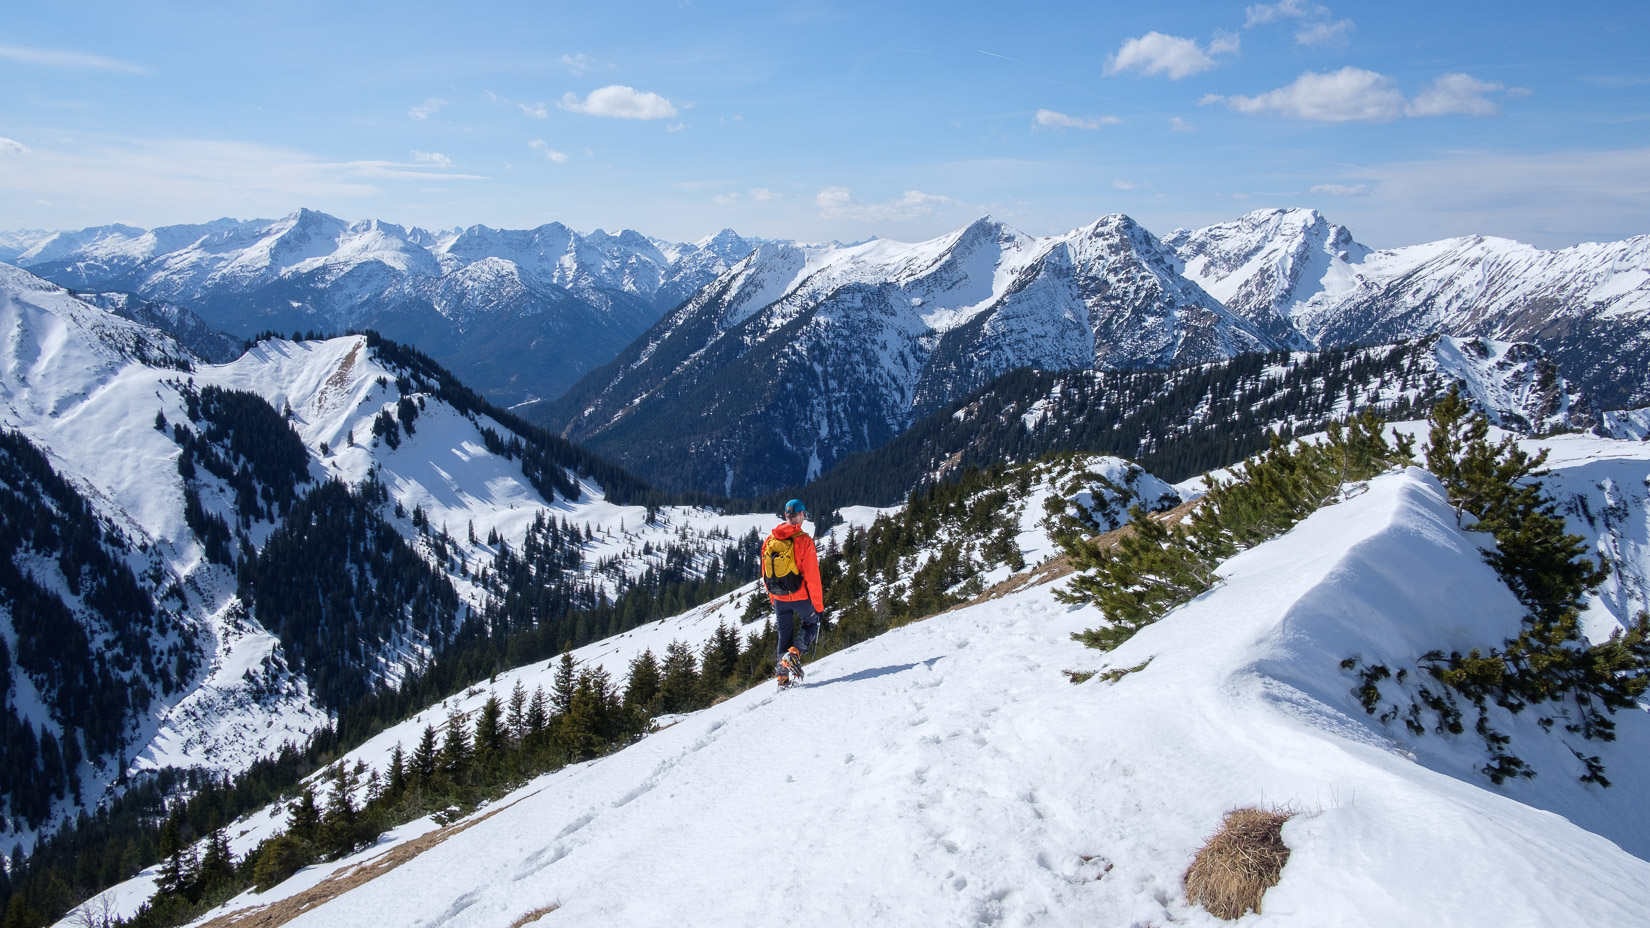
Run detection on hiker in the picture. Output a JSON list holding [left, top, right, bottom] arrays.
[[762, 499, 824, 686]]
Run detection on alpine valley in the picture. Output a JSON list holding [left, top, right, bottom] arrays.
[[1, 202, 1649, 928]]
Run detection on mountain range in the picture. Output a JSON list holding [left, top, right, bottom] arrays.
[[4, 212, 766, 406], [534, 208, 1647, 495], [10, 208, 1645, 452], [5, 235, 1650, 928]]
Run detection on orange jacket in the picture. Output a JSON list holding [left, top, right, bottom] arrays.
[[766, 522, 824, 612]]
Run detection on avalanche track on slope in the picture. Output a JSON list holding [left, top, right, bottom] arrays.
[[224, 467, 1648, 928]]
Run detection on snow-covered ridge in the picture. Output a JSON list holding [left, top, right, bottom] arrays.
[[88, 449, 1649, 928]]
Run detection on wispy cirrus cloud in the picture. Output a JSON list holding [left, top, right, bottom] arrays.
[[1244, 1, 1354, 48], [559, 85, 677, 120], [559, 53, 602, 75], [528, 139, 569, 163], [1407, 73, 1506, 117], [1105, 31, 1238, 80], [1334, 146, 1650, 248], [1310, 182, 1370, 196], [408, 98, 446, 120], [1034, 109, 1120, 130], [1205, 68, 1509, 122], [815, 186, 957, 222], [0, 136, 486, 226], [1243, 0, 1326, 27], [0, 43, 147, 73], [410, 150, 452, 169], [1295, 19, 1355, 47], [518, 102, 550, 119], [0, 137, 28, 155]]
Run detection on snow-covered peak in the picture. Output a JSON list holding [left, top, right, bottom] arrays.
[[1165, 207, 1370, 346], [16, 223, 148, 264]]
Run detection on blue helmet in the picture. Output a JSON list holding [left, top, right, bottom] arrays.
[[784, 499, 806, 516]]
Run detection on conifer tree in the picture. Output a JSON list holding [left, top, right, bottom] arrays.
[[473, 696, 505, 770], [525, 687, 550, 738], [439, 708, 471, 783], [550, 649, 576, 718], [505, 682, 528, 744], [623, 650, 661, 713], [386, 743, 408, 797], [656, 641, 701, 714], [286, 786, 321, 847], [410, 726, 439, 784], [154, 818, 187, 897], [196, 815, 235, 891], [320, 764, 361, 858]]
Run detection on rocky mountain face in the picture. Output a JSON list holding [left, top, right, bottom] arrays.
[[1166, 208, 1650, 408], [539, 215, 1273, 497], [13, 211, 764, 405]]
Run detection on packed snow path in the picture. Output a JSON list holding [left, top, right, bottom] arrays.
[[261, 468, 1648, 928]]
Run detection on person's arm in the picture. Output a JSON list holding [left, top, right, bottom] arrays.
[[802, 534, 825, 613]]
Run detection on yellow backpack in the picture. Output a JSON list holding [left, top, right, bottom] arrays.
[[762, 534, 804, 595]]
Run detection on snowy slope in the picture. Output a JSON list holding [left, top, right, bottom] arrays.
[[1600, 407, 1650, 442], [145, 458, 1650, 928]]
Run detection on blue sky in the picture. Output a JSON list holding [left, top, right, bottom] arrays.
[[1, 0, 1647, 248]]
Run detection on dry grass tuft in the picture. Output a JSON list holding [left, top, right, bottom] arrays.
[[508, 903, 561, 928], [1183, 807, 1293, 920]]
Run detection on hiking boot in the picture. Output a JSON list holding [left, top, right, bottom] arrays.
[[779, 648, 805, 686]]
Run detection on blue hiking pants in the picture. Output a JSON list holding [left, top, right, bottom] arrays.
[[774, 598, 820, 659]]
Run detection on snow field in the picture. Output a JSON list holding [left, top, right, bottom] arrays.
[[216, 466, 1649, 928]]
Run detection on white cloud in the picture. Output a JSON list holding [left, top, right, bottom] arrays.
[[815, 186, 958, 222], [1113, 180, 1138, 190], [1244, 0, 1327, 27], [1106, 32, 1235, 80], [1208, 31, 1242, 57], [1212, 69, 1511, 122], [714, 192, 740, 205], [1212, 67, 1408, 122], [666, 122, 686, 133], [1034, 109, 1120, 130], [1295, 19, 1354, 46], [560, 53, 599, 75], [410, 150, 452, 168], [559, 85, 678, 120], [528, 139, 569, 163], [1170, 116, 1196, 133], [0, 44, 147, 73], [518, 102, 550, 119], [1310, 183, 1371, 196], [1407, 73, 1504, 117], [0, 137, 28, 155], [409, 97, 446, 120], [750, 187, 781, 201]]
